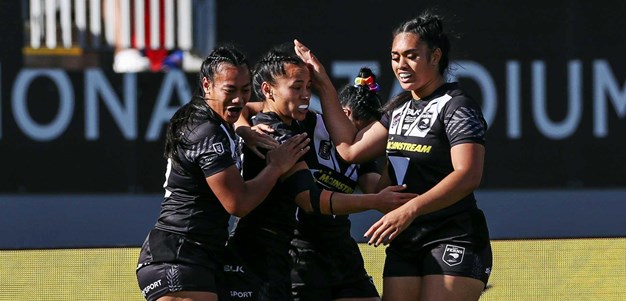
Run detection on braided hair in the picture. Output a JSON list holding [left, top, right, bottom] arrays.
[[164, 45, 250, 163], [252, 43, 305, 101], [338, 67, 382, 122], [196, 45, 251, 97]]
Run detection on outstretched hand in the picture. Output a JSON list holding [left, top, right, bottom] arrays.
[[236, 124, 279, 159], [374, 185, 418, 214], [364, 202, 417, 247]]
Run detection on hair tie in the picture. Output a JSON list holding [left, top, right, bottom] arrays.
[[354, 76, 380, 92], [368, 83, 380, 92], [354, 76, 373, 86]]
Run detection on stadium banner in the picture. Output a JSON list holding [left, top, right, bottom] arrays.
[[1, 1, 626, 300], [2, 1, 626, 193]]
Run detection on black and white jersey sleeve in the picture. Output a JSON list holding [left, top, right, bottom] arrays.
[[156, 118, 241, 243]]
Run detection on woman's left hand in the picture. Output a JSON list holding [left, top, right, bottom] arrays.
[[294, 39, 333, 87], [236, 124, 278, 159]]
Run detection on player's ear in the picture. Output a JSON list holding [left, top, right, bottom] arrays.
[[262, 82, 273, 100], [202, 77, 211, 96]]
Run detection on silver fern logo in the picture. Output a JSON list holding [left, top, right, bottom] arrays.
[[167, 265, 182, 292]]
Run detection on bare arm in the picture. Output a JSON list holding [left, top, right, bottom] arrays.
[[234, 101, 264, 129], [365, 143, 485, 245], [206, 133, 310, 217], [294, 39, 387, 163], [374, 160, 392, 193], [293, 183, 416, 215], [234, 102, 279, 159], [357, 172, 381, 194]]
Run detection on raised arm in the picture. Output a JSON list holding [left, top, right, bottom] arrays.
[[294, 39, 387, 163]]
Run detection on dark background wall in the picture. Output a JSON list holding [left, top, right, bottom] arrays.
[[1, 0, 625, 248]]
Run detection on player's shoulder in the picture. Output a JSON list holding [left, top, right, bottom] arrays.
[[186, 119, 228, 142], [252, 111, 282, 126], [442, 83, 479, 108]]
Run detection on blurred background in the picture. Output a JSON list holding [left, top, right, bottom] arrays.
[[1, 0, 625, 300]]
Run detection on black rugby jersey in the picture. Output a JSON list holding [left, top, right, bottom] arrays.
[[155, 110, 241, 244], [234, 111, 306, 244], [380, 83, 487, 222], [295, 112, 380, 242]]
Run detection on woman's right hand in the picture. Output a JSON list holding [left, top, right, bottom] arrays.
[[265, 133, 310, 174], [373, 185, 418, 213]]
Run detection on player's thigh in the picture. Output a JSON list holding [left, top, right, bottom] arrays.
[[420, 275, 483, 301], [381, 276, 421, 301], [156, 291, 217, 301]]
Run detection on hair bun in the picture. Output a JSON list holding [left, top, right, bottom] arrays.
[[354, 67, 380, 92]]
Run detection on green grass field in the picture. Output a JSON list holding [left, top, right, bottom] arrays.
[[359, 238, 626, 300], [2, 238, 625, 300]]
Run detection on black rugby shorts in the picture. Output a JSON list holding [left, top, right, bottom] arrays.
[[291, 238, 379, 300], [382, 209, 492, 285], [136, 229, 223, 300]]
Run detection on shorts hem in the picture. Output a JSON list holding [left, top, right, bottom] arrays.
[[383, 272, 488, 285]]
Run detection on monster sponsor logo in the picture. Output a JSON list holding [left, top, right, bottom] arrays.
[[315, 170, 354, 194], [387, 141, 432, 153]]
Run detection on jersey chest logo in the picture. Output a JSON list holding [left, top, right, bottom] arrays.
[[213, 142, 224, 155], [318, 140, 332, 160], [417, 112, 433, 131], [389, 95, 452, 137]]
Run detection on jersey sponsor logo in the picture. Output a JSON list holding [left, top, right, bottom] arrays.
[[314, 170, 354, 193], [230, 291, 253, 298], [318, 140, 332, 160], [213, 142, 225, 155], [224, 265, 245, 273], [141, 279, 162, 297], [442, 244, 465, 266], [387, 140, 432, 153]]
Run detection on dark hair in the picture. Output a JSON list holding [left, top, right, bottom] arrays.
[[165, 45, 250, 162], [196, 44, 251, 97], [384, 11, 451, 112], [252, 43, 305, 101], [393, 10, 450, 76], [338, 67, 382, 122]]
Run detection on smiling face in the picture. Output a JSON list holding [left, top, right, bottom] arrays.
[[203, 63, 251, 124], [263, 63, 312, 125], [391, 32, 444, 99]]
